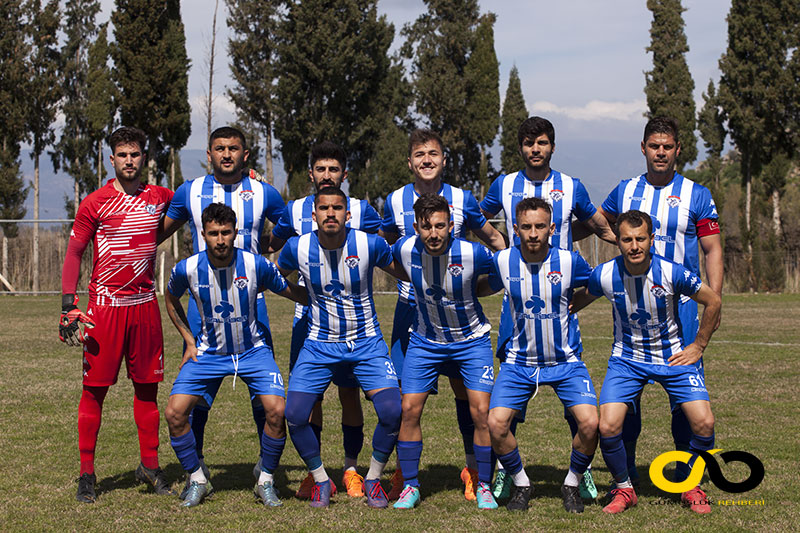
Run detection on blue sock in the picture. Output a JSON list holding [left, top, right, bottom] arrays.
[[342, 424, 364, 461], [599, 432, 629, 484], [454, 398, 475, 456], [569, 448, 593, 476], [252, 399, 266, 440], [672, 409, 694, 482], [496, 448, 524, 476], [311, 423, 322, 446], [190, 405, 210, 460], [370, 388, 401, 462], [171, 431, 200, 473], [622, 400, 642, 477], [687, 433, 715, 472], [286, 391, 321, 463], [474, 444, 493, 484], [396, 440, 422, 487], [260, 433, 286, 474]]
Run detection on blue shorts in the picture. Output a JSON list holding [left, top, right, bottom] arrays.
[[401, 333, 494, 395], [490, 361, 597, 412], [288, 335, 399, 395], [289, 309, 359, 389], [599, 356, 709, 410], [170, 345, 285, 406]]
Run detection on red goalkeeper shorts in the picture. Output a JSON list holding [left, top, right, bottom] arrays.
[[81, 298, 165, 386]]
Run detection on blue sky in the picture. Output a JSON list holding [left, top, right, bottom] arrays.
[[28, 0, 732, 218]]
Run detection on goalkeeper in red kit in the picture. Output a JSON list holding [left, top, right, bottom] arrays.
[[59, 127, 175, 503]]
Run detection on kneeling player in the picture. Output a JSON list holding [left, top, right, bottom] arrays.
[[572, 209, 721, 515], [391, 194, 498, 510], [485, 197, 598, 513], [163, 203, 307, 508]]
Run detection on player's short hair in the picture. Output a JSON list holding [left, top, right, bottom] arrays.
[[310, 141, 347, 170], [314, 186, 347, 207], [413, 193, 450, 223], [201, 202, 237, 231], [616, 209, 653, 235], [515, 196, 552, 222], [209, 126, 247, 150], [643, 116, 679, 144], [518, 116, 555, 147], [108, 126, 147, 153], [408, 128, 444, 157]]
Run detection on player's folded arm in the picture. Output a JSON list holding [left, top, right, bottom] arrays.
[[570, 287, 601, 314]]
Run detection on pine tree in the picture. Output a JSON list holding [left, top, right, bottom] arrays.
[[500, 66, 528, 175], [644, 0, 697, 170], [53, 0, 101, 216], [86, 23, 117, 189], [697, 80, 725, 190], [24, 0, 61, 291], [226, 0, 281, 183], [274, 0, 406, 198], [464, 13, 500, 195], [0, 0, 30, 241]]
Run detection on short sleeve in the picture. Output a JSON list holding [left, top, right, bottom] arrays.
[[487, 254, 504, 292], [361, 202, 382, 234], [167, 261, 189, 297], [573, 180, 597, 222], [474, 243, 494, 276], [271, 200, 297, 241], [587, 265, 604, 297], [691, 184, 719, 223], [372, 235, 393, 268], [601, 182, 624, 218], [261, 182, 287, 225], [257, 256, 289, 294], [480, 175, 504, 216], [672, 263, 702, 297], [381, 192, 399, 234], [278, 237, 300, 272], [391, 238, 404, 263], [166, 181, 191, 221], [464, 191, 488, 229], [571, 252, 593, 288]]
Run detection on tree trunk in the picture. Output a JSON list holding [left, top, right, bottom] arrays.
[[479, 144, 487, 198], [97, 139, 103, 188], [171, 147, 178, 260], [205, 0, 219, 175], [265, 121, 274, 184], [148, 137, 157, 185], [74, 154, 80, 215], [33, 153, 40, 292], [772, 188, 781, 239], [743, 156, 755, 290]]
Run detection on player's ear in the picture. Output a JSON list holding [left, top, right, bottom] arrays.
[[312, 210, 318, 223], [342, 170, 348, 182], [345, 210, 351, 222], [549, 222, 556, 236], [675, 141, 681, 157], [513, 224, 520, 237], [308, 167, 314, 183], [413, 221, 418, 234], [448, 219, 454, 232], [640, 140, 646, 156], [242, 149, 249, 163], [206, 149, 212, 167]]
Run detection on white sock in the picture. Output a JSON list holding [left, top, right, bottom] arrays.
[[310, 464, 329, 483], [465, 453, 477, 471], [366, 455, 386, 480], [564, 469, 580, 487], [258, 470, 274, 485], [189, 466, 207, 484], [616, 479, 633, 489], [496, 460, 504, 472], [344, 457, 358, 471], [511, 469, 530, 488]]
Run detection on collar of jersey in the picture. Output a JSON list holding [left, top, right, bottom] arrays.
[[520, 168, 554, 184], [641, 170, 680, 189]]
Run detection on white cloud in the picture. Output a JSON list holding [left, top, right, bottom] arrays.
[[530, 99, 647, 122]]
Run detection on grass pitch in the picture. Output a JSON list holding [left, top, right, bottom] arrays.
[[1, 293, 798, 532]]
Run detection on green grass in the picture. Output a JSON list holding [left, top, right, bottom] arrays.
[[1, 293, 798, 532]]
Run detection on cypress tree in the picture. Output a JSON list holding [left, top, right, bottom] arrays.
[[696, 80, 725, 190], [644, 0, 697, 170], [499, 66, 528, 175], [86, 23, 117, 189]]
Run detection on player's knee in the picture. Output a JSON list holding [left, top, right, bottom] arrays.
[[164, 404, 187, 430], [373, 388, 402, 429], [598, 418, 622, 437], [285, 392, 316, 427], [469, 403, 490, 429], [691, 412, 715, 436], [487, 412, 510, 439], [577, 414, 599, 440]]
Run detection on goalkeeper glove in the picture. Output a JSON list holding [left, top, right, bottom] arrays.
[[59, 294, 95, 346]]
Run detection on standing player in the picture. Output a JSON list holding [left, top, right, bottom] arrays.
[[158, 126, 286, 483], [598, 116, 723, 500], [485, 198, 598, 514], [278, 187, 406, 508], [163, 203, 307, 507], [479, 116, 614, 499], [391, 195, 498, 510], [59, 127, 174, 503], [381, 128, 506, 500], [268, 141, 381, 499], [572, 210, 721, 514]]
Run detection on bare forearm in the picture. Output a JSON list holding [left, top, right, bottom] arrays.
[[165, 294, 195, 345]]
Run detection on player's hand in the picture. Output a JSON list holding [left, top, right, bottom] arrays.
[[667, 343, 703, 366], [59, 294, 95, 346], [180, 344, 199, 369]]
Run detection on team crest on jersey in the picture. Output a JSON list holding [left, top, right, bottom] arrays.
[[666, 195, 681, 208], [546, 271, 562, 285], [448, 263, 464, 277], [239, 189, 254, 201], [145, 204, 157, 215], [549, 189, 564, 202], [345, 255, 360, 269], [234, 276, 248, 289], [650, 284, 666, 298]]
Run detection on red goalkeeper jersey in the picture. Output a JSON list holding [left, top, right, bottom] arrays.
[[62, 180, 173, 306]]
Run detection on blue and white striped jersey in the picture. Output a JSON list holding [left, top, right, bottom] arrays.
[[278, 228, 392, 342], [166, 173, 286, 254], [392, 235, 493, 343], [168, 249, 288, 356], [601, 172, 718, 276], [382, 183, 487, 302], [587, 254, 703, 365], [493, 246, 592, 366], [272, 194, 381, 240], [480, 169, 596, 250]]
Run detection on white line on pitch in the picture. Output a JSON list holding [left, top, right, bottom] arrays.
[[581, 336, 800, 347]]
